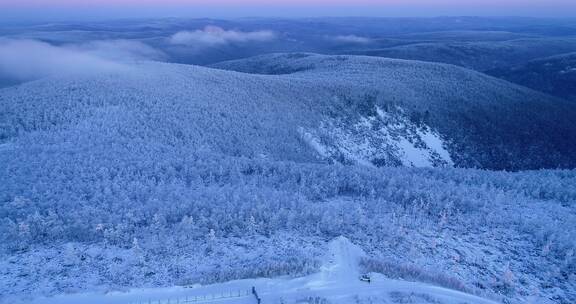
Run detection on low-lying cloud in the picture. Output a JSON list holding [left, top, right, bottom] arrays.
[[170, 26, 276, 47], [330, 35, 373, 44], [0, 39, 164, 83], [69, 40, 165, 62]]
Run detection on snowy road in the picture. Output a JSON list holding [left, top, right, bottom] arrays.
[[19, 237, 497, 304]]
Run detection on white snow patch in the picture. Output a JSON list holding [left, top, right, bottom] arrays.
[[300, 106, 453, 168], [317, 236, 365, 283], [419, 129, 454, 166], [298, 127, 329, 158], [397, 137, 434, 167], [375, 106, 389, 120]]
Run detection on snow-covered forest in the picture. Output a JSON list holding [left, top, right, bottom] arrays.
[[1, 16, 576, 304], [2, 148, 576, 302], [1, 61, 576, 301]]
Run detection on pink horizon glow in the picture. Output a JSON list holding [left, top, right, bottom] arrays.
[[1, 0, 575, 19], [3, 0, 576, 7]]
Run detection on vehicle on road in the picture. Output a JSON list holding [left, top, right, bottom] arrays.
[[359, 274, 371, 283]]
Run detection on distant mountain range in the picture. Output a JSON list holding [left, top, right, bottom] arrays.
[[489, 52, 576, 101], [346, 38, 576, 71]]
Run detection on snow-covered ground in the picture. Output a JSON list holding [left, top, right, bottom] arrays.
[[21, 237, 496, 304]]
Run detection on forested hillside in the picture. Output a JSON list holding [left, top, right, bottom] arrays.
[[1, 56, 576, 303], [489, 52, 576, 101]]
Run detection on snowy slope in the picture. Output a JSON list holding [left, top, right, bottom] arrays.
[[213, 53, 576, 170], [298, 106, 453, 168], [20, 237, 497, 304], [2, 55, 576, 170]]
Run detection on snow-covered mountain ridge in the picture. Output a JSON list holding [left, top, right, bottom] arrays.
[[3, 54, 576, 170]]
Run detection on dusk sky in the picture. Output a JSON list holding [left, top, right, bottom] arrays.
[[1, 0, 576, 20]]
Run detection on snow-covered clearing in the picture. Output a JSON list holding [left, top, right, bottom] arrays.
[[22, 237, 496, 304], [299, 106, 454, 168]]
